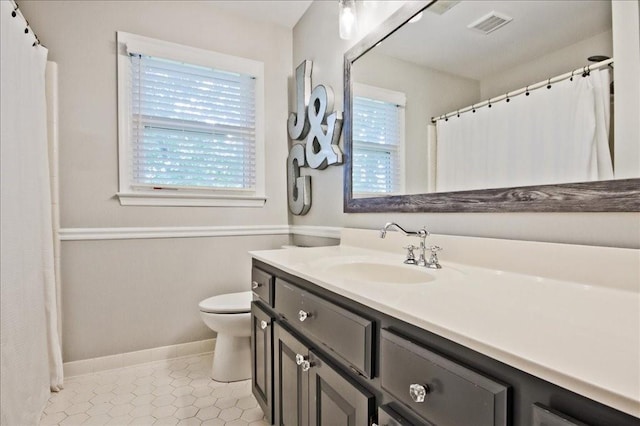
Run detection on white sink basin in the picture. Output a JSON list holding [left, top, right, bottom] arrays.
[[325, 261, 436, 284], [304, 255, 443, 285]]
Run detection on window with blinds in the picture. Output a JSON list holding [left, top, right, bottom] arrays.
[[116, 32, 265, 207], [129, 55, 256, 191], [352, 93, 404, 195]]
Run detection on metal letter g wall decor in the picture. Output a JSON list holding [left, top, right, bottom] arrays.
[[287, 60, 343, 215]]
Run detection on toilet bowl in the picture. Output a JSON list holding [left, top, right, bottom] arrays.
[[199, 291, 252, 382]]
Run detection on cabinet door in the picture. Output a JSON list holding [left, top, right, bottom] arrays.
[[376, 405, 417, 426], [308, 350, 374, 426], [251, 302, 274, 424], [274, 323, 309, 426]]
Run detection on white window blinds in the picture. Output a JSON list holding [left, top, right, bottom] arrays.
[[129, 54, 257, 191], [352, 95, 403, 195]]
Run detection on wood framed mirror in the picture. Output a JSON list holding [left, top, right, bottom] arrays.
[[343, 0, 639, 213]]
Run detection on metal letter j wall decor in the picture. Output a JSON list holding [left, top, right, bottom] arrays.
[[286, 60, 343, 215]]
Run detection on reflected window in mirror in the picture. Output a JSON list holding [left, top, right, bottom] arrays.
[[352, 83, 405, 198]]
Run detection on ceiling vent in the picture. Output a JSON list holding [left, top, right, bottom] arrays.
[[467, 12, 513, 35]]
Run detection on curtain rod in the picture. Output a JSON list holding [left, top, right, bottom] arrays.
[[431, 58, 614, 123], [9, 0, 43, 48]]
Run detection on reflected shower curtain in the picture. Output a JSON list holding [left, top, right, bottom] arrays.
[[435, 69, 613, 192], [1, 1, 63, 425]]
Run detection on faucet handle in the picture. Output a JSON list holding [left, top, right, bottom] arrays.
[[403, 245, 417, 265], [426, 246, 443, 269]]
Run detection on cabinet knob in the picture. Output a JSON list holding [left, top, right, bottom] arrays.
[[409, 383, 429, 403], [300, 360, 312, 371], [295, 353, 306, 365], [298, 310, 311, 322], [260, 320, 268, 330], [251, 281, 261, 289], [295, 353, 312, 371]]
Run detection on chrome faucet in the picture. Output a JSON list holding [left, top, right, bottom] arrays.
[[380, 222, 442, 269]]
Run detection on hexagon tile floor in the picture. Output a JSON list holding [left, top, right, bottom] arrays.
[[39, 353, 268, 426]]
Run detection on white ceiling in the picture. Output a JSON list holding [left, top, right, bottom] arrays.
[[208, 0, 313, 29], [374, 0, 612, 81]]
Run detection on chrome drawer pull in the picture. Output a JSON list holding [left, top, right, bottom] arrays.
[[300, 360, 312, 371], [251, 281, 261, 289], [409, 383, 429, 403], [298, 310, 311, 322], [260, 320, 268, 330]]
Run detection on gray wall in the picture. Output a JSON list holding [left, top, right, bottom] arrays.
[[20, 1, 293, 362], [292, 0, 640, 249], [61, 235, 288, 362]]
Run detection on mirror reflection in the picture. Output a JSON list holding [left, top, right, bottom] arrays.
[[350, 0, 620, 198]]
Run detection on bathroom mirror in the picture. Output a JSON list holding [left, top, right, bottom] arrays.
[[343, 0, 640, 212]]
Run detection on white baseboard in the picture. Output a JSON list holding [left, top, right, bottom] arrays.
[[63, 338, 216, 377]]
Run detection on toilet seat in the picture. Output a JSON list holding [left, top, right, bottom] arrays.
[[199, 291, 252, 314]]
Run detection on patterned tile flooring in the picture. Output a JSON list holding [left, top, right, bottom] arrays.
[[39, 353, 267, 426]]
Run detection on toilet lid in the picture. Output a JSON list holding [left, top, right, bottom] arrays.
[[199, 291, 252, 314]]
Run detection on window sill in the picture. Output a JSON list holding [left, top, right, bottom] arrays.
[[116, 191, 267, 207]]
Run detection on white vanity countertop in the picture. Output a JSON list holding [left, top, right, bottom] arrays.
[[250, 229, 640, 418]]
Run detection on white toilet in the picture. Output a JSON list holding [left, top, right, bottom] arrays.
[[199, 291, 253, 382]]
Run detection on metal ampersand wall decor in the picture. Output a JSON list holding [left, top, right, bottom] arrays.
[[287, 60, 343, 215]]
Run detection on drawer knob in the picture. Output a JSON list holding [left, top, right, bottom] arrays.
[[298, 310, 312, 322], [409, 383, 429, 403], [295, 353, 307, 365], [260, 320, 268, 330], [251, 281, 262, 289]]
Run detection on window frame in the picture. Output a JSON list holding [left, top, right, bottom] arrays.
[[352, 83, 406, 197], [116, 31, 266, 207]]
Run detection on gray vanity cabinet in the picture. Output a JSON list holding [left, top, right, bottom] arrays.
[[251, 301, 274, 424], [251, 260, 640, 426]]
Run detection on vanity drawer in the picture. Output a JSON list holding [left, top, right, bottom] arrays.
[[532, 403, 589, 426], [251, 267, 273, 306], [380, 329, 509, 426], [274, 278, 373, 378]]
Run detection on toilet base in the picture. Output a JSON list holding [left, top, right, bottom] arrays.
[[211, 334, 251, 382]]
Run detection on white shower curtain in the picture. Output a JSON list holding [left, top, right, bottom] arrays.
[[1, 1, 63, 425], [435, 69, 614, 192]]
